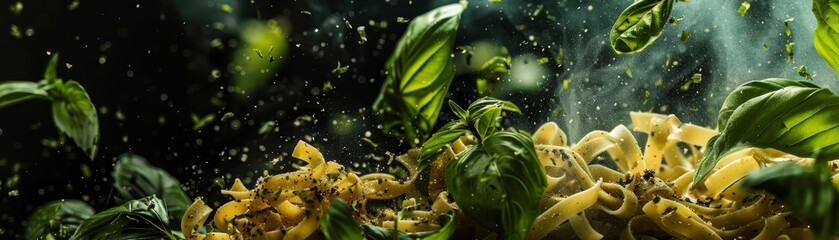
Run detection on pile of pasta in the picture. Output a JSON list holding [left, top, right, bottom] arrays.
[[182, 112, 839, 239]]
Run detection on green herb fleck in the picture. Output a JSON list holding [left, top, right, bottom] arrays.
[[67, 0, 80, 11], [10, 24, 21, 38], [692, 73, 701, 83], [396, 17, 409, 23], [220, 112, 235, 122], [356, 26, 367, 44], [794, 65, 813, 81], [643, 90, 651, 105], [784, 17, 794, 36], [562, 79, 570, 92], [625, 63, 633, 78], [258, 121, 276, 135], [738, 1, 750, 16], [786, 42, 795, 62], [537, 57, 550, 65], [10, 2, 22, 15], [680, 30, 690, 42], [191, 113, 215, 130], [332, 61, 349, 75], [219, 3, 233, 13]]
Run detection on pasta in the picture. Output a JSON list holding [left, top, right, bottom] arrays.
[[182, 112, 837, 239]]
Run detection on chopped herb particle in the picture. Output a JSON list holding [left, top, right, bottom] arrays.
[[396, 17, 409, 23], [784, 17, 794, 37], [362, 138, 378, 148], [680, 30, 690, 42], [561, 79, 570, 92], [794, 65, 813, 81], [219, 4, 233, 13], [258, 121, 276, 135], [10, 24, 21, 38], [489, 0, 502, 3], [644, 90, 651, 105], [533, 4, 544, 16], [332, 61, 349, 75], [8, 190, 18, 196], [10, 2, 22, 15], [356, 26, 367, 44], [537, 57, 550, 65], [191, 113, 215, 131], [738, 1, 750, 16], [322, 81, 334, 92], [692, 73, 701, 83], [221, 112, 235, 122], [253, 49, 264, 59], [655, 79, 664, 87], [763, 43, 768, 49], [343, 18, 353, 29], [67, 0, 80, 11], [555, 48, 564, 67], [625, 63, 633, 78], [669, 17, 684, 25], [300, 11, 312, 16], [681, 81, 692, 92], [786, 42, 795, 62]]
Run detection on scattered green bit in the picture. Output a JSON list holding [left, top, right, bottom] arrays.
[[10, 24, 21, 38], [625, 63, 633, 78], [10, 2, 22, 15], [80, 164, 91, 178], [191, 113, 215, 130], [8, 189, 18, 196], [784, 17, 794, 36], [794, 65, 813, 80], [396, 17, 409, 23], [680, 80, 692, 91], [655, 79, 664, 87], [533, 4, 544, 16], [322, 81, 334, 92], [680, 30, 690, 42], [643, 90, 651, 105], [300, 11, 312, 16], [537, 57, 550, 65], [253, 48, 264, 59], [115, 109, 125, 121], [786, 42, 795, 62], [220, 112, 235, 122], [211, 69, 221, 79], [668, 17, 683, 25], [692, 73, 701, 83], [361, 138, 378, 148], [343, 18, 353, 29], [332, 61, 349, 75], [555, 48, 564, 67], [356, 26, 367, 44], [258, 121, 276, 135], [294, 115, 313, 126], [490, 0, 502, 3], [561, 79, 570, 92], [67, 0, 80, 11], [219, 3, 232, 13], [738, 1, 750, 16], [763, 43, 769, 49]]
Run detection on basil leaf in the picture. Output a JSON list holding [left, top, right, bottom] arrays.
[[372, 3, 464, 142], [418, 123, 468, 172], [476, 56, 511, 96], [740, 163, 839, 240], [321, 199, 364, 240], [445, 131, 546, 240], [361, 214, 456, 240], [693, 79, 839, 187], [44, 53, 60, 84], [70, 196, 176, 240], [466, 98, 521, 142], [0, 81, 50, 108], [610, 0, 676, 54], [26, 200, 95, 240], [112, 153, 190, 228], [448, 100, 467, 120], [716, 79, 818, 132], [50, 80, 99, 160], [813, 0, 839, 75]]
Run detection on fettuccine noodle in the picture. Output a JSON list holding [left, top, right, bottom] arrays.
[[182, 112, 837, 239]]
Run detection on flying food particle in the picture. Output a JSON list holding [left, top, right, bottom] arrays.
[[362, 138, 378, 148], [680, 30, 690, 42], [561, 79, 570, 92], [343, 18, 353, 29], [490, 0, 502, 3], [555, 48, 564, 67], [258, 121, 276, 135], [625, 63, 633, 78], [9, 2, 22, 15], [397, 17, 409, 23], [10, 24, 21, 38], [300, 11, 312, 16], [253, 49, 264, 59], [191, 113, 216, 131], [785, 42, 795, 62], [219, 4, 233, 13], [322, 81, 334, 92], [794, 65, 813, 81], [7, 190, 18, 196], [533, 4, 544, 16], [655, 79, 664, 87], [80, 164, 91, 178], [784, 17, 794, 36], [537, 57, 550, 65], [332, 61, 349, 75], [211, 69, 221, 79], [763, 43, 768, 49], [221, 112, 235, 122], [115, 109, 125, 121], [294, 115, 313, 127], [738, 1, 750, 16], [643, 90, 651, 105], [680, 81, 692, 92], [67, 0, 80, 11], [669, 17, 684, 25], [356, 26, 367, 44], [692, 73, 701, 83]]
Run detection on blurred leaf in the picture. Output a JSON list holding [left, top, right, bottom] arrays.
[[26, 200, 95, 240], [50, 80, 99, 160], [70, 196, 176, 240], [44, 53, 60, 84], [112, 154, 190, 228], [813, 0, 839, 75], [0, 81, 50, 108], [372, 3, 464, 143], [321, 199, 363, 240], [738, 1, 750, 16]]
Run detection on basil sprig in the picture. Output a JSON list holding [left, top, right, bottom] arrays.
[[610, 0, 676, 54]]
